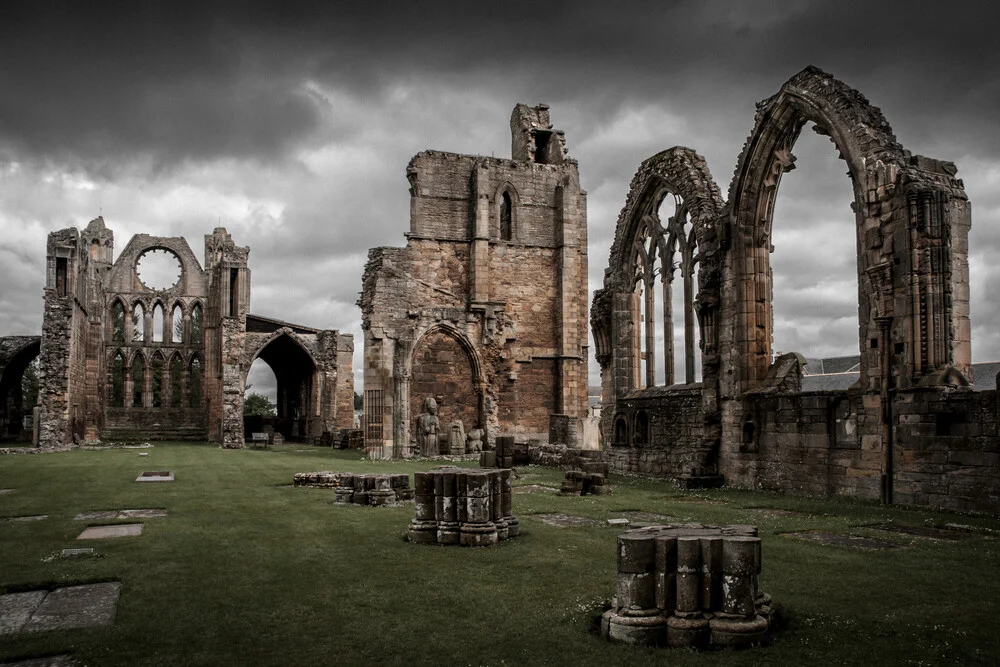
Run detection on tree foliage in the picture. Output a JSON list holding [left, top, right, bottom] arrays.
[[244, 392, 277, 417], [21, 359, 39, 408], [354, 391, 363, 410]]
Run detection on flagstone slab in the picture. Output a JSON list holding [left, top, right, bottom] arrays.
[[77, 523, 143, 540], [513, 484, 558, 494], [136, 471, 173, 482], [60, 548, 96, 558], [74, 509, 166, 521], [0, 489, 14, 495], [20, 583, 121, 633], [0, 515, 48, 523], [0, 591, 48, 636], [527, 513, 602, 528], [865, 523, 968, 541]]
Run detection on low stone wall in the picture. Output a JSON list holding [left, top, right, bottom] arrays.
[[529, 443, 607, 472], [559, 470, 610, 495], [293, 471, 413, 505], [408, 467, 518, 546], [601, 524, 773, 649]]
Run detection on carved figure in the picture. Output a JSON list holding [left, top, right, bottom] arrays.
[[416, 397, 440, 457], [447, 420, 466, 456], [466, 428, 484, 454]]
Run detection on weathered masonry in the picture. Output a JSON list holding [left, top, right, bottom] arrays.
[[34, 217, 354, 449], [360, 104, 589, 457], [593, 67, 998, 512]]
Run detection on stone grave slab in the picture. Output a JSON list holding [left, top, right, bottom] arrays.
[[513, 484, 558, 494], [21, 582, 121, 633], [136, 471, 173, 482], [0, 591, 48, 636], [0, 489, 14, 495], [138, 452, 149, 457], [612, 510, 673, 522], [77, 523, 143, 540], [864, 523, 968, 541], [527, 513, 602, 528], [0, 655, 78, 666], [666, 496, 729, 505], [0, 515, 48, 523], [782, 530, 900, 550], [607, 518, 630, 527], [74, 509, 166, 521], [60, 548, 95, 558]]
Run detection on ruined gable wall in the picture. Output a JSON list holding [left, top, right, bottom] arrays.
[[604, 387, 705, 477]]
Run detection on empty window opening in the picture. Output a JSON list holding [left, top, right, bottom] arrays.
[[189, 357, 202, 408], [110, 352, 126, 408], [169, 355, 183, 408], [770, 122, 859, 364], [131, 355, 146, 408], [500, 191, 513, 241], [533, 130, 552, 164], [171, 305, 183, 343], [111, 301, 126, 343], [132, 303, 145, 343], [741, 415, 757, 452], [633, 412, 649, 444], [365, 389, 384, 444], [613, 416, 628, 444], [150, 354, 164, 407], [152, 303, 165, 343], [190, 304, 203, 344], [55, 258, 68, 296], [229, 269, 239, 317]]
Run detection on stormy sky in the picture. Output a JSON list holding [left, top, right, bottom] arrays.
[[2, 1, 999, 398]]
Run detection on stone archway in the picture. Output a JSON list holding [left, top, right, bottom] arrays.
[[0, 337, 41, 442], [408, 327, 481, 448], [722, 66, 971, 395], [246, 332, 319, 441]]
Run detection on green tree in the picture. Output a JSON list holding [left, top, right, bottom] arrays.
[[21, 359, 39, 408], [243, 392, 277, 417], [354, 391, 363, 410]]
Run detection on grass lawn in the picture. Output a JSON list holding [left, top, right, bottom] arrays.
[[1, 443, 999, 666]]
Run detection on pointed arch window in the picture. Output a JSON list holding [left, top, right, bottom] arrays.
[[131, 354, 146, 407], [151, 353, 164, 407], [132, 302, 146, 343], [111, 301, 126, 343], [169, 355, 184, 407], [171, 304, 183, 344], [500, 191, 513, 241], [110, 351, 126, 407], [189, 356, 202, 408], [191, 303, 203, 345], [152, 303, 165, 343]]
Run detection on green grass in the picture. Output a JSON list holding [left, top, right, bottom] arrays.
[[1, 443, 999, 666]]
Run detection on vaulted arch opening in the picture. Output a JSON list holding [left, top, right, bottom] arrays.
[[0, 340, 40, 442], [247, 334, 318, 441]]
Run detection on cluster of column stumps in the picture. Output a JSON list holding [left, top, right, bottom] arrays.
[[602, 524, 773, 649], [409, 467, 519, 546], [293, 472, 414, 506]]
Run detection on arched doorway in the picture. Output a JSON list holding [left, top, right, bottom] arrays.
[[408, 328, 480, 446], [246, 333, 318, 441], [0, 338, 41, 443]]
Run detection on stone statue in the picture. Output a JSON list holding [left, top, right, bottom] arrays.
[[416, 397, 440, 457], [466, 428, 484, 454], [447, 420, 466, 456]]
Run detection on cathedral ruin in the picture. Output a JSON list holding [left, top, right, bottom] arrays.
[[359, 104, 589, 457], [25, 218, 354, 448], [592, 67, 997, 513]]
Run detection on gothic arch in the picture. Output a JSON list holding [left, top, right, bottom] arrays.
[[406, 323, 485, 439], [493, 181, 521, 241], [407, 323, 486, 387], [721, 65, 969, 392]]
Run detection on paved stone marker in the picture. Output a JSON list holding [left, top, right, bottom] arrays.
[[0, 583, 120, 636], [0, 489, 14, 495], [513, 484, 558, 494], [614, 511, 673, 522], [527, 513, 602, 528], [136, 471, 173, 482], [0, 515, 47, 523], [74, 509, 166, 521], [77, 524, 143, 540], [60, 548, 95, 558], [781, 530, 900, 550]]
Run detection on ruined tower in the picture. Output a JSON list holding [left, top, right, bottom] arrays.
[[360, 104, 589, 457]]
